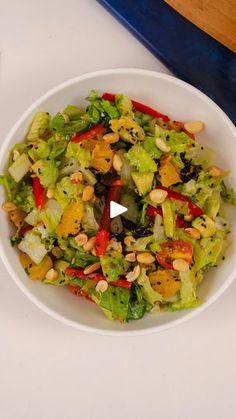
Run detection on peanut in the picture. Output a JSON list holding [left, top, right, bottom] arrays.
[[137, 252, 155, 264], [82, 185, 94, 201]]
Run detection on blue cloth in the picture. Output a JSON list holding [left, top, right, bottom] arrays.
[[97, 0, 236, 124]]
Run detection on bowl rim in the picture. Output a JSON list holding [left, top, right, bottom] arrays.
[[0, 67, 236, 336]]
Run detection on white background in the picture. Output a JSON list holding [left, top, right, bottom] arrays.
[[1, 1, 236, 418]]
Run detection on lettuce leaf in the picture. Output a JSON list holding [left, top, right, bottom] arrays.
[[127, 284, 151, 320], [72, 250, 99, 268], [26, 112, 50, 142], [32, 159, 58, 188], [81, 203, 99, 231], [0, 175, 18, 201], [115, 94, 133, 117], [194, 236, 223, 271], [66, 142, 91, 168], [18, 231, 47, 264], [126, 145, 157, 173], [51, 112, 91, 135], [155, 126, 191, 153], [100, 250, 130, 281], [143, 136, 162, 159], [87, 90, 119, 121], [171, 271, 200, 310], [221, 182, 236, 205], [13, 183, 35, 213], [28, 140, 50, 161], [98, 285, 130, 322], [137, 267, 163, 305], [39, 199, 63, 233], [63, 104, 84, 120], [54, 176, 83, 209]]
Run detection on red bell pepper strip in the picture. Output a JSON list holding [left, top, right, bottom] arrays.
[[102, 92, 169, 122], [32, 176, 45, 209], [155, 186, 204, 217], [65, 267, 132, 289], [146, 205, 189, 228], [95, 179, 124, 256], [109, 279, 132, 289], [71, 124, 105, 143]]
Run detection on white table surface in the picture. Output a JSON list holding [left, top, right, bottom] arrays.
[[1, 1, 236, 418]]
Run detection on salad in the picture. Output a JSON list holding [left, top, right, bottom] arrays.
[[1, 91, 235, 322]]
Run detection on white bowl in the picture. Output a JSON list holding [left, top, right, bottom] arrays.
[[0, 68, 236, 336]]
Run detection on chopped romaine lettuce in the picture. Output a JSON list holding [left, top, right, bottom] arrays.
[[0, 175, 18, 201], [72, 250, 99, 268], [18, 231, 47, 264], [28, 140, 50, 161], [126, 145, 157, 173], [143, 136, 162, 159], [13, 183, 35, 213], [137, 268, 163, 305], [26, 112, 50, 142], [155, 126, 191, 153], [171, 271, 200, 310], [39, 199, 63, 233], [81, 203, 99, 231], [115, 94, 133, 117], [100, 251, 130, 281], [31, 159, 58, 188], [8, 153, 31, 182], [98, 285, 130, 322], [66, 142, 91, 168], [194, 236, 223, 271], [221, 182, 236, 205], [63, 104, 84, 120], [127, 284, 151, 320], [51, 112, 91, 135], [54, 176, 83, 208]]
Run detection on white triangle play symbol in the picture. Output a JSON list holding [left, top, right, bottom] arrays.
[[110, 201, 128, 218]]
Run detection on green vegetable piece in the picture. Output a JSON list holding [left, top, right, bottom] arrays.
[[13, 183, 35, 213], [131, 172, 154, 196], [43, 260, 69, 286], [28, 140, 50, 161], [8, 153, 31, 183], [66, 142, 91, 168], [18, 231, 47, 264], [155, 125, 191, 153], [0, 175, 18, 201], [127, 284, 149, 320], [204, 191, 221, 220], [171, 271, 200, 311], [126, 145, 157, 173], [54, 176, 83, 208], [137, 267, 163, 305], [26, 112, 50, 142], [192, 215, 216, 238], [194, 237, 223, 271], [143, 136, 162, 159], [39, 199, 62, 233], [221, 183, 236, 205], [162, 199, 175, 238], [32, 159, 58, 188], [115, 94, 133, 117], [63, 105, 84, 120], [98, 285, 130, 322], [100, 250, 130, 281], [51, 112, 90, 135], [72, 250, 99, 268]]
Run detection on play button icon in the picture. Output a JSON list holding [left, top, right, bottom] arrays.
[[110, 201, 128, 218]]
